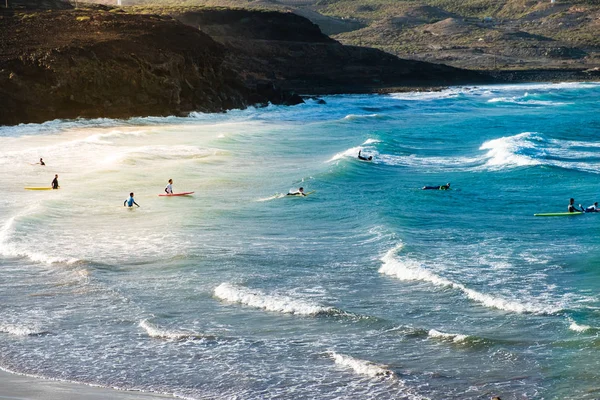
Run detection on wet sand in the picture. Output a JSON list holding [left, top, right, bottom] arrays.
[[0, 369, 173, 400]]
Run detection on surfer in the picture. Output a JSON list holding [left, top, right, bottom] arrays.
[[358, 150, 373, 161], [39, 158, 45, 166], [568, 198, 579, 213], [51, 174, 59, 189], [287, 187, 306, 196], [124, 192, 140, 208], [165, 179, 173, 195], [580, 202, 599, 213], [422, 183, 450, 190]]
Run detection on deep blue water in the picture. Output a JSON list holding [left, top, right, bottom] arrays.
[[1, 82, 600, 399]]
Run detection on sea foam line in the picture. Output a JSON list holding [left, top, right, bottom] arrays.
[[214, 283, 341, 316], [139, 320, 214, 341], [0, 324, 48, 336], [428, 329, 469, 343], [329, 351, 394, 378], [379, 244, 559, 315]]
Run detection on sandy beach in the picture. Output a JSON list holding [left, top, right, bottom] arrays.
[[0, 369, 172, 400]]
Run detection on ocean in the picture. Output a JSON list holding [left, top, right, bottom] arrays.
[[1, 82, 600, 399]]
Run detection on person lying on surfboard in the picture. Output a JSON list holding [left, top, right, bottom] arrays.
[[580, 202, 599, 213], [51, 174, 59, 189], [358, 150, 372, 161], [124, 192, 140, 208], [165, 179, 173, 194], [287, 187, 306, 196], [422, 183, 450, 190]]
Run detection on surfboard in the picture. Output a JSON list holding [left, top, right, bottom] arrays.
[[534, 212, 583, 217], [158, 192, 195, 197], [24, 187, 53, 190]]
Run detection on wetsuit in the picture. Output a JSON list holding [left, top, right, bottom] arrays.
[[51, 177, 59, 189], [40, 160, 45, 166], [584, 204, 598, 213], [165, 184, 173, 194], [422, 185, 450, 190], [568, 204, 578, 212], [124, 196, 138, 207]]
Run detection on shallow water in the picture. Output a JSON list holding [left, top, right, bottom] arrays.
[[1, 83, 600, 399]]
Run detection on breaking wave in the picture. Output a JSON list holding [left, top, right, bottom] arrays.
[[329, 352, 394, 378], [428, 329, 469, 343], [214, 283, 344, 316], [139, 320, 215, 341], [379, 244, 561, 315]]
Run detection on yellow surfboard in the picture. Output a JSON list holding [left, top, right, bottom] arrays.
[[24, 187, 53, 190]]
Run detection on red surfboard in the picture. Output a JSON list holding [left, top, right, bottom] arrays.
[[158, 192, 195, 197]]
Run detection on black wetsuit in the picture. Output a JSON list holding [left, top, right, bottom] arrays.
[[568, 204, 578, 212], [51, 178, 59, 189], [40, 160, 45, 166], [423, 185, 450, 190]]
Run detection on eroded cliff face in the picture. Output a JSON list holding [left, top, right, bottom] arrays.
[[0, 9, 256, 125], [170, 8, 492, 94]]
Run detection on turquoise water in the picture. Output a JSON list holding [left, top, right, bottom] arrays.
[[1, 82, 600, 399]]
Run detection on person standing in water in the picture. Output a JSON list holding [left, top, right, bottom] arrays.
[[165, 179, 173, 195], [51, 174, 59, 189], [124, 192, 140, 208], [568, 198, 579, 213], [287, 187, 306, 196]]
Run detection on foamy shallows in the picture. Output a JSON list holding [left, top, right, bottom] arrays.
[[2, 84, 600, 400], [329, 352, 394, 378], [214, 283, 337, 316]]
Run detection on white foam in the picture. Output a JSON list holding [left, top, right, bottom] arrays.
[[428, 329, 469, 343], [343, 114, 384, 120], [379, 245, 559, 315], [329, 352, 394, 378], [487, 97, 567, 106], [327, 146, 363, 162], [0, 324, 46, 336], [256, 193, 286, 202], [214, 283, 334, 316], [139, 320, 208, 340], [363, 138, 381, 145], [478, 132, 542, 168], [568, 319, 592, 333]]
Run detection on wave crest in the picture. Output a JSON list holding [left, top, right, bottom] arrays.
[[329, 352, 394, 378], [214, 283, 339, 316]]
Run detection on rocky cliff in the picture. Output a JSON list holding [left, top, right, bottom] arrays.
[[170, 8, 491, 94], [0, 8, 262, 125]]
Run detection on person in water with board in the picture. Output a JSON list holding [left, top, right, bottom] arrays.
[[165, 179, 173, 195], [39, 158, 45, 166], [124, 192, 140, 208], [422, 183, 450, 190], [568, 198, 579, 213], [358, 150, 373, 161], [287, 187, 306, 196], [580, 202, 598, 212], [51, 174, 59, 189]]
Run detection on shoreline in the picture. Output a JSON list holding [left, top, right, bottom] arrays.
[[0, 368, 173, 400]]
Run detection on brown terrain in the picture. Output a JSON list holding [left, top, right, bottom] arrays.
[[0, 0, 492, 125]]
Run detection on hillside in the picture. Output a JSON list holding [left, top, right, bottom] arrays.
[[116, 0, 600, 72]]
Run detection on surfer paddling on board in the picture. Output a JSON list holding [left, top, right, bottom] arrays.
[[358, 150, 373, 161], [51, 174, 59, 189], [287, 187, 306, 197], [124, 192, 140, 208], [165, 179, 173, 195], [580, 202, 599, 213], [422, 183, 450, 190]]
